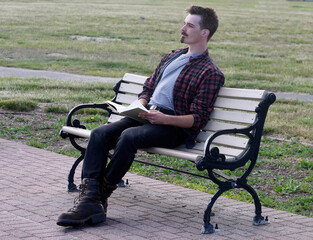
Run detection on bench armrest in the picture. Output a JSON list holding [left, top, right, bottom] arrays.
[[197, 92, 276, 171], [65, 103, 112, 127], [59, 102, 113, 152], [199, 125, 256, 170], [59, 103, 112, 140]]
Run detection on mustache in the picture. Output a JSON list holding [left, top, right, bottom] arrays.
[[181, 31, 188, 37]]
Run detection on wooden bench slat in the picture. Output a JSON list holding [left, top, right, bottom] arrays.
[[174, 144, 203, 155], [143, 145, 242, 163], [120, 79, 267, 102], [122, 73, 147, 84], [214, 97, 259, 112], [209, 147, 243, 157], [210, 109, 256, 124], [62, 126, 91, 138], [176, 143, 243, 157], [203, 121, 247, 132], [119, 82, 143, 95], [218, 87, 267, 100], [115, 93, 259, 123], [115, 93, 259, 120], [141, 147, 202, 162], [108, 113, 124, 123], [122, 74, 268, 102], [61, 125, 246, 159], [196, 131, 248, 149], [115, 93, 138, 105]]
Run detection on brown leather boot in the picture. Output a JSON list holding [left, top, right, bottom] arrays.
[[57, 178, 105, 227], [100, 180, 117, 214]]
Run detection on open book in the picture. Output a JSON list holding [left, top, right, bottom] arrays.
[[105, 100, 149, 123]]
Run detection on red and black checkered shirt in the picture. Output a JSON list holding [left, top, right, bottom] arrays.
[[139, 48, 225, 141]]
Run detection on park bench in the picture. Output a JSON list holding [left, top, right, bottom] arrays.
[[60, 73, 276, 234]]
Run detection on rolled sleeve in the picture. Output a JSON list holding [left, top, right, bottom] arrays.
[[189, 71, 225, 136], [138, 76, 154, 102]]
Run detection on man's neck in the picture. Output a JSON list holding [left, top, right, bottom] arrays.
[[186, 43, 207, 55]]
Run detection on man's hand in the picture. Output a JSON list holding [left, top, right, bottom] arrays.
[[139, 110, 168, 125], [139, 110, 194, 128]]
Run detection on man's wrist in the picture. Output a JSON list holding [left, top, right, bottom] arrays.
[[138, 98, 148, 107], [166, 114, 194, 128]]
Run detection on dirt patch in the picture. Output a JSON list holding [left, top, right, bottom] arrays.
[[0, 109, 68, 151], [70, 35, 122, 42], [47, 53, 68, 58]]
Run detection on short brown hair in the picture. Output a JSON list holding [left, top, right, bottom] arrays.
[[186, 6, 219, 41]]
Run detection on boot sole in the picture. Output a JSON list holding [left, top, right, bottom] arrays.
[[57, 213, 106, 227]]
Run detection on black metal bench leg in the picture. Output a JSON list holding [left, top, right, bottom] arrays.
[[240, 182, 270, 226], [201, 188, 225, 234], [67, 154, 84, 192]]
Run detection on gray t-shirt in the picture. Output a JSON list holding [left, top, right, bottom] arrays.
[[149, 52, 201, 110]]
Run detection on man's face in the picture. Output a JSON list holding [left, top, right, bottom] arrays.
[[180, 14, 203, 44]]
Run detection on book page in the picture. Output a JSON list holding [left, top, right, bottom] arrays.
[[105, 100, 148, 123], [105, 101, 126, 113], [123, 100, 149, 113], [121, 100, 148, 123]]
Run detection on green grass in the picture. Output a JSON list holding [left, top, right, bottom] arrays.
[[265, 99, 313, 142], [0, 77, 115, 109], [0, 99, 37, 111], [0, 0, 312, 93], [297, 159, 313, 170]]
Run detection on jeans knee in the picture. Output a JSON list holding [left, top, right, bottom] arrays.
[[90, 127, 109, 145], [90, 128, 101, 139], [119, 129, 136, 144]]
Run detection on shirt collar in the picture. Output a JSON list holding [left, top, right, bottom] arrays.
[[182, 48, 209, 60]]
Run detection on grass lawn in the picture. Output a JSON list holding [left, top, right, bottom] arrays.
[[0, 0, 312, 93], [0, 0, 312, 217]]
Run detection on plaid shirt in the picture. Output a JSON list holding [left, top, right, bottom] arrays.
[[139, 48, 225, 142]]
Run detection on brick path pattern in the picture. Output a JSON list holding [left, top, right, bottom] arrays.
[[0, 138, 312, 240]]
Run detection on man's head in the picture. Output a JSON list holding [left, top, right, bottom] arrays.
[[182, 6, 219, 43]]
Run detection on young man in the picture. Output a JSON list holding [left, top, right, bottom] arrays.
[[57, 5, 224, 227]]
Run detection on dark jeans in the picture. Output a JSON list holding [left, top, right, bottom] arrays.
[[82, 117, 187, 185]]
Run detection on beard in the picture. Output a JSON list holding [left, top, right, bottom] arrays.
[[180, 32, 188, 43]]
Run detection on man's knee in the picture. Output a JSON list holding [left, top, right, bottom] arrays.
[[91, 128, 103, 138], [90, 127, 111, 144], [118, 126, 151, 148], [118, 128, 137, 144]]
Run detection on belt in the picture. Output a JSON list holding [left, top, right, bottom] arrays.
[[147, 105, 176, 115]]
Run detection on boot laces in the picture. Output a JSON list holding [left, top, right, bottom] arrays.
[[69, 183, 87, 212]]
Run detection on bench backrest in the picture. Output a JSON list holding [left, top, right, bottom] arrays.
[[107, 73, 268, 160]]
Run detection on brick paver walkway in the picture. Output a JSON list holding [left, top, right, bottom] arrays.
[[0, 138, 312, 239]]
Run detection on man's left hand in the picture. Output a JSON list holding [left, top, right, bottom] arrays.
[[139, 110, 168, 125]]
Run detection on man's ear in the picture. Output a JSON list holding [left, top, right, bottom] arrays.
[[202, 29, 210, 38]]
